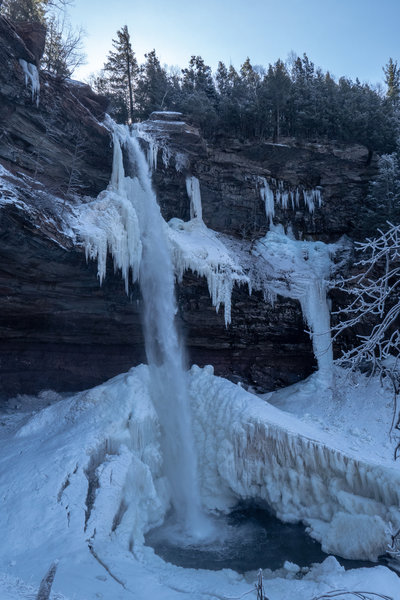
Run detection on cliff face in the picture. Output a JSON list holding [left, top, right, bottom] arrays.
[[0, 17, 377, 397], [0, 15, 112, 197]]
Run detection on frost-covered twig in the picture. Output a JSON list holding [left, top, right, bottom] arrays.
[[312, 590, 393, 600], [333, 223, 400, 373], [333, 223, 400, 450]]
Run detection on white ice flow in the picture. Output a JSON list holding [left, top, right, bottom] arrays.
[[18, 59, 40, 107], [0, 366, 399, 599], [167, 203, 249, 326]]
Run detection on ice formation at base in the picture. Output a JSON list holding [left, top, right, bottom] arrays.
[[0, 366, 400, 599], [18, 59, 40, 107]]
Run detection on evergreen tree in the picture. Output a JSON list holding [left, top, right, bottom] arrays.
[[1, 0, 47, 23], [181, 55, 216, 98], [265, 59, 291, 142], [178, 55, 217, 136], [135, 50, 169, 118], [383, 58, 400, 102], [367, 149, 400, 223], [103, 25, 138, 122]]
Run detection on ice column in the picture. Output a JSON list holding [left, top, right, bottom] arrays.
[[255, 226, 334, 384], [259, 177, 275, 226], [186, 176, 203, 221]]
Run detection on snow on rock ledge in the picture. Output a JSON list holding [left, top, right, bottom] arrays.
[[168, 218, 249, 325]]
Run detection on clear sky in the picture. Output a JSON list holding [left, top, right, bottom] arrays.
[[69, 0, 400, 87]]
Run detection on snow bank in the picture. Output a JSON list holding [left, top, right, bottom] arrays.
[[18, 59, 40, 107]]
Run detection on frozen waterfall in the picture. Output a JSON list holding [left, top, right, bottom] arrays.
[[124, 133, 210, 538], [76, 123, 210, 538]]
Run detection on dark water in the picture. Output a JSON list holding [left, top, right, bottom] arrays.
[[145, 502, 377, 573]]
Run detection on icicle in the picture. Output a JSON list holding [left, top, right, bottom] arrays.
[[259, 177, 275, 225], [147, 140, 158, 171], [19, 59, 40, 107], [186, 176, 203, 221], [303, 190, 315, 214]]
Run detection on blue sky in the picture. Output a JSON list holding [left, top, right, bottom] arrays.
[[69, 0, 400, 86]]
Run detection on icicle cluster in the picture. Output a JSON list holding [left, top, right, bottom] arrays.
[[258, 177, 323, 223], [19, 59, 40, 107], [168, 219, 248, 326]]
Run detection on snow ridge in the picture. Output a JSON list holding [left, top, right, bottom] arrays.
[[189, 366, 400, 562]]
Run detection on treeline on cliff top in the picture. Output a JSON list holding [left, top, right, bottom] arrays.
[[1, 0, 400, 157], [91, 26, 400, 159]]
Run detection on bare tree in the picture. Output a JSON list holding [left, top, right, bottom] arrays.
[[41, 13, 86, 80], [334, 223, 400, 373], [333, 223, 400, 454]]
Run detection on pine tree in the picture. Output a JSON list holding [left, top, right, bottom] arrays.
[[135, 50, 169, 118], [265, 59, 291, 142], [103, 25, 138, 123], [383, 58, 400, 102], [1, 0, 47, 23]]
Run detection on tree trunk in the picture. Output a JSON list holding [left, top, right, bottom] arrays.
[[126, 53, 134, 123]]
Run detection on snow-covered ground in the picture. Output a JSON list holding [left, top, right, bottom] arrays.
[[0, 365, 399, 599]]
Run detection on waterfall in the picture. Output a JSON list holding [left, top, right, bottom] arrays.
[[113, 127, 210, 538], [76, 122, 210, 537]]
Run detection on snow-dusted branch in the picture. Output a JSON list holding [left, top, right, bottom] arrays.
[[333, 223, 400, 374]]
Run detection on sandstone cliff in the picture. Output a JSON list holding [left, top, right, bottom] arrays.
[[0, 16, 377, 397]]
